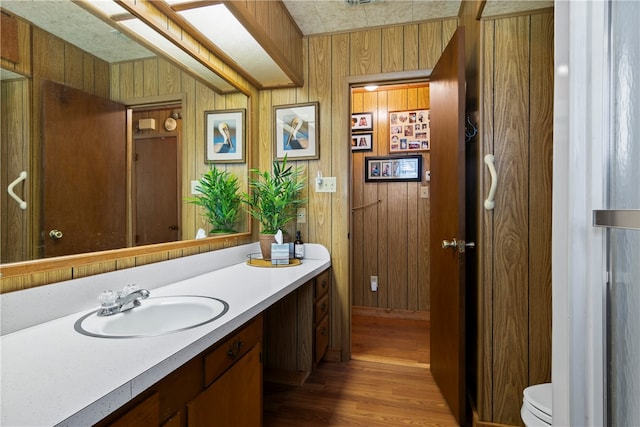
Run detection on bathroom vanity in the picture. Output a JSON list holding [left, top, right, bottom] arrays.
[[0, 243, 331, 426]]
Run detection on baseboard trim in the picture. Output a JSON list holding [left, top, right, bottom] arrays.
[[352, 305, 430, 322], [471, 403, 517, 427]]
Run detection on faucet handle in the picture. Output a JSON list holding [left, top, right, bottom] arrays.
[[122, 284, 139, 295], [98, 290, 118, 308]]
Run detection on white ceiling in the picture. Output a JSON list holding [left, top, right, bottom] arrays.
[[282, 0, 553, 36]]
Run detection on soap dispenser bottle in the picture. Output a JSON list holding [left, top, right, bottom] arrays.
[[294, 231, 305, 259]]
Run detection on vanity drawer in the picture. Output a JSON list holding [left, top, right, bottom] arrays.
[[315, 293, 329, 322], [315, 269, 330, 298], [204, 315, 263, 387]]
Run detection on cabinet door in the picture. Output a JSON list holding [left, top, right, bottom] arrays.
[[187, 344, 262, 427]]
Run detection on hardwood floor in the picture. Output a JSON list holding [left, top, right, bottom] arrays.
[[263, 312, 458, 426]]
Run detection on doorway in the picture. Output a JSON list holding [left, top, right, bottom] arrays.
[[349, 80, 432, 364], [130, 105, 182, 246]]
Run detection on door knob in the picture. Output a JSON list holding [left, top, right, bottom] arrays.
[[442, 239, 458, 249], [49, 229, 63, 240], [442, 238, 476, 253]]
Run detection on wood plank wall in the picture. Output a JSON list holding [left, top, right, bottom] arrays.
[[259, 18, 457, 360], [479, 10, 554, 425], [351, 85, 431, 313]]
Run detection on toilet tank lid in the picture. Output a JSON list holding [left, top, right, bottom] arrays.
[[524, 383, 552, 416]]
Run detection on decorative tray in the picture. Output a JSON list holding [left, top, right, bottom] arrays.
[[246, 253, 302, 268]]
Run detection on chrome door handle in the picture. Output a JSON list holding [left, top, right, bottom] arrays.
[[49, 229, 63, 240], [442, 239, 458, 249], [442, 238, 476, 253]]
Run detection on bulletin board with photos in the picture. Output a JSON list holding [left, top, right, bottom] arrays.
[[389, 109, 430, 152]]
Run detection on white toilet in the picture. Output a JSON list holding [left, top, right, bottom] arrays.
[[521, 383, 552, 426]]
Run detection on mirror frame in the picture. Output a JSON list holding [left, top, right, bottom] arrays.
[[0, 232, 252, 279]]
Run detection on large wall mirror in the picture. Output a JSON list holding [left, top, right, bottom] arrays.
[[1, 2, 252, 266]]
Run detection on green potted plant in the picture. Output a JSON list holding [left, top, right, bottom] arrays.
[[187, 167, 241, 234], [242, 155, 306, 259]]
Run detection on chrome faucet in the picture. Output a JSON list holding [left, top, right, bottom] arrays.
[[97, 284, 150, 316]]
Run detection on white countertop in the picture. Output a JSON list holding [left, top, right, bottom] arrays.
[[0, 244, 330, 426]]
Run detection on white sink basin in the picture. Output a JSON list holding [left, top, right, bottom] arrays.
[[74, 296, 229, 338]]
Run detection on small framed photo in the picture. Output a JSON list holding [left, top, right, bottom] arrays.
[[352, 112, 373, 131], [274, 101, 319, 160], [389, 109, 430, 152], [205, 109, 245, 163], [365, 155, 422, 182], [352, 132, 373, 151]]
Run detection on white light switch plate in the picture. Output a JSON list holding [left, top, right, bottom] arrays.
[[420, 187, 429, 198], [191, 180, 201, 195], [316, 177, 337, 193]]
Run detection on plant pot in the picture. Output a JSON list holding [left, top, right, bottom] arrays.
[[258, 232, 291, 260], [258, 233, 276, 260]]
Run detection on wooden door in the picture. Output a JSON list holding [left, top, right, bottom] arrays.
[[429, 27, 466, 425], [41, 80, 126, 258], [133, 136, 180, 245]]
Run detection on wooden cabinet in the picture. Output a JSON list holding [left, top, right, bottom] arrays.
[[264, 267, 331, 385], [98, 315, 263, 427]]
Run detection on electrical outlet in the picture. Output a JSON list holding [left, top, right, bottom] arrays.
[[315, 177, 337, 193], [297, 208, 306, 223], [371, 276, 378, 292]]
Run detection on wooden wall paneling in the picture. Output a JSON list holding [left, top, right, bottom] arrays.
[[491, 16, 530, 425], [406, 87, 418, 312], [143, 58, 159, 97], [307, 35, 332, 248], [381, 26, 404, 73], [480, 19, 496, 422], [419, 21, 444, 70], [403, 25, 420, 71], [64, 44, 83, 88], [0, 14, 31, 76], [528, 11, 553, 386], [133, 60, 144, 99], [442, 19, 459, 50], [351, 91, 365, 307], [158, 60, 181, 96], [118, 62, 135, 100], [362, 91, 379, 308], [375, 90, 389, 310], [1, 79, 30, 263], [181, 72, 197, 238], [349, 29, 382, 76], [417, 86, 431, 312]]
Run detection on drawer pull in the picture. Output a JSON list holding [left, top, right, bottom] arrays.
[[321, 280, 327, 289], [321, 327, 327, 336], [227, 340, 244, 360], [321, 302, 327, 311]]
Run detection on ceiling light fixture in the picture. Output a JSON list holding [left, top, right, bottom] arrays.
[[344, 0, 384, 5], [364, 85, 379, 91]]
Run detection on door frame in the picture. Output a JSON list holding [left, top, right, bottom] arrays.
[[123, 94, 184, 247], [345, 69, 432, 361], [553, 2, 607, 425]]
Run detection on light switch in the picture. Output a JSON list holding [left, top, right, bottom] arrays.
[[191, 180, 201, 195], [420, 187, 429, 199], [316, 177, 337, 193]]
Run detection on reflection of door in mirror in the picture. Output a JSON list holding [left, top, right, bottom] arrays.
[[134, 136, 180, 246], [42, 80, 126, 258]]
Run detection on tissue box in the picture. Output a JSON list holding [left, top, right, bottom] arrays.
[[271, 244, 290, 265]]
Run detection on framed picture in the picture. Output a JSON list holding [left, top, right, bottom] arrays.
[[274, 101, 319, 160], [352, 132, 373, 151], [351, 112, 373, 131], [389, 109, 430, 152], [205, 109, 245, 163], [365, 155, 422, 182]]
